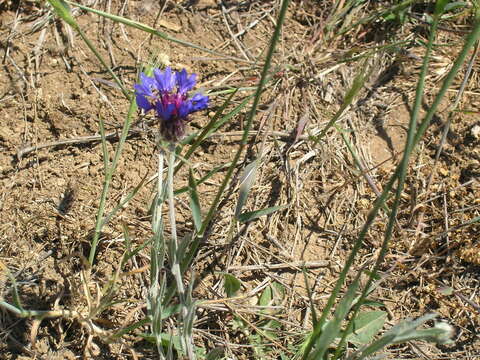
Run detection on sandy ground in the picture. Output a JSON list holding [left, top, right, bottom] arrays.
[[0, 1, 479, 359]]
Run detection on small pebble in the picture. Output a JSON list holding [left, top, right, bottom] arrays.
[[471, 124, 480, 139]]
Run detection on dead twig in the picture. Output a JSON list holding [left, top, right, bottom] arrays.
[[16, 128, 316, 160], [16, 127, 144, 160], [227, 260, 329, 272]]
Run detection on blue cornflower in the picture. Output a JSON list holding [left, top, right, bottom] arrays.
[[134, 67, 209, 142]]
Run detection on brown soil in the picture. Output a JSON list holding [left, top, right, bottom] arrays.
[[1, 1, 479, 359]]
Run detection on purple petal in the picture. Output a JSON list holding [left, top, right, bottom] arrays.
[[136, 94, 153, 112], [176, 69, 197, 94], [134, 73, 158, 112], [137, 73, 156, 95], [178, 100, 193, 119], [155, 102, 176, 121], [191, 93, 209, 112], [154, 67, 175, 92]]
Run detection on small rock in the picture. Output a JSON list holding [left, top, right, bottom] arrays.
[[471, 124, 480, 139]]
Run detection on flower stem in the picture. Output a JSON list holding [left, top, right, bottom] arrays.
[[166, 144, 195, 358]]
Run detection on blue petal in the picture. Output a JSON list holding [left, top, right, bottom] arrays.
[[176, 69, 197, 94], [137, 73, 156, 95], [134, 83, 151, 99], [134, 73, 157, 112], [155, 102, 176, 121], [178, 100, 193, 119], [154, 67, 175, 92], [136, 94, 153, 112], [191, 93, 209, 111]]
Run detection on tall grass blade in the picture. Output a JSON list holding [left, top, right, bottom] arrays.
[[238, 205, 288, 223], [350, 314, 439, 359], [101, 174, 148, 229], [306, 271, 362, 359], [183, 0, 291, 261], [188, 169, 202, 232], [89, 98, 137, 264]]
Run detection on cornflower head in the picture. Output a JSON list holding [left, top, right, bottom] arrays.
[[134, 67, 209, 142]]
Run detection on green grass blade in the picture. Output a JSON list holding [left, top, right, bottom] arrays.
[[307, 272, 362, 359], [89, 97, 137, 265], [174, 163, 230, 196], [3, 267, 24, 311], [238, 205, 289, 223], [343, 311, 387, 345], [197, 0, 292, 239], [303, 268, 318, 327], [332, 4, 441, 356], [46, 0, 75, 27], [336, 125, 390, 213], [188, 169, 202, 232], [98, 116, 109, 174], [352, 314, 437, 359], [178, 90, 241, 170], [0, 301, 22, 316], [204, 93, 256, 139]]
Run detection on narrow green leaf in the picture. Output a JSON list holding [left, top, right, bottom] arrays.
[[259, 286, 273, 307], [4, 268, 23, 311], [444, 1, 468, 12], [101, 174, 148, 229], [223, 273, 241, 298], [140, 332, 183, 352], [98, 116, 109, 175], [174, 163, 230, 196], [180, 90, 241, 166], [360, 300, 385, 308], [353, 314, 439, 359], [47, 0, 76, 28], [308, 272, 362, 360], [49, 0, 129, 98], [188, 169, 202, 232], [110, 318, 150, 339], [349, 333, 395, 360], [238, 204, 288, 223], [303, 268, 318, 326], [121, 238, 152, 268], [344, 311, 387, 345], [206, 93, 255, 137], [435, 0, 451, 15]]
